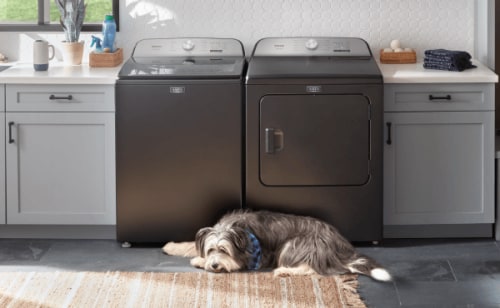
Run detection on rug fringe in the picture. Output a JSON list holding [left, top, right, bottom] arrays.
[[337, 275, 366, 308]]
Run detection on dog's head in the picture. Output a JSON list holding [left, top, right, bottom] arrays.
[[195, 226, 260, 273]]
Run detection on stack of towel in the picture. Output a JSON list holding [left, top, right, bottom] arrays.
[[423, 49, 476, 72]]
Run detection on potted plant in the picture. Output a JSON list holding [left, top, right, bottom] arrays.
[[54, 0, 86, 65]]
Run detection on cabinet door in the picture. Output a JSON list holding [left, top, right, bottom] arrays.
[[6, 113, 115, 224], [0, 112, 4, 224], [384, 111, 494, 225]]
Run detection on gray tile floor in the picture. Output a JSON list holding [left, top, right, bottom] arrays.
[[1, 238, 499, 307]]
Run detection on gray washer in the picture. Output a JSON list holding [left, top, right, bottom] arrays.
[[116, 38, 245, 243], [245, 37, 383, 242]]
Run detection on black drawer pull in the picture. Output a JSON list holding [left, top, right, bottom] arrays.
[[8, 121, 15, 144], [386, 122, 392, 145], [429, 94, 451, 101], [49, 94, 73, 100]]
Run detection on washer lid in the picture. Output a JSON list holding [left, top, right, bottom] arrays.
[[118, 56, 246, 80], [118, 38, 246, 80]]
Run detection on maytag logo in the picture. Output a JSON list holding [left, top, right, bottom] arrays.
[[170, 86, 185, 94], [306, 85, 322, 93]]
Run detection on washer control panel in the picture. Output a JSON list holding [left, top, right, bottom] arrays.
[[253, 37, 372, 57], [132, 38, 244, 57]]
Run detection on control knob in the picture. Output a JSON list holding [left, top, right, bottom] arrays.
[[305, 39, 319, 50], [182, 40, 195, 51]]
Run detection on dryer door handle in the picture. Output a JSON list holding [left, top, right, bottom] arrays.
[[265, 128, 276, 154], [265, 128, 284, 154]]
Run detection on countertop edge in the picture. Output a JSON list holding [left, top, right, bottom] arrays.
[[378, 60, 499, 84], [1, 60, 498, 84], [0, 62, 121, 85], [0, 77, 118, 85]]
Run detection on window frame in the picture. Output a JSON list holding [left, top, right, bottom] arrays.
[[0, 0, 119, 32]]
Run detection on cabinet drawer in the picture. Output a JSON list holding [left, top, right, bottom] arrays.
[[384, 84, 494, 112], [0, 84, 4, 111], [6, 84, 115, 112]]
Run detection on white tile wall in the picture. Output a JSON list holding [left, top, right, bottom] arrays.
[[118, 0, 475, 60], [0, 0, 476, 62]]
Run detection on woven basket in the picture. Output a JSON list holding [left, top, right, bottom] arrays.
[[380, 49, 417, 64], [89, 48, 123, 67]]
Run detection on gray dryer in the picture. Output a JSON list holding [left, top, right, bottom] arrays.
[[245, 37, 383, 242]]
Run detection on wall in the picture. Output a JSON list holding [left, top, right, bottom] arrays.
[[0, 0, 479, 63]]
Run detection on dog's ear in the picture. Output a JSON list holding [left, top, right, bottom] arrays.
[[195, 227, 213, 257], [229, 227, 249, 253]]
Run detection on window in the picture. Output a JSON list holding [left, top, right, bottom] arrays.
[[0, 0, 119, 31]]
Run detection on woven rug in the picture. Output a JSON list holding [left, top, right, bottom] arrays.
[[0, 271, 366, 307]]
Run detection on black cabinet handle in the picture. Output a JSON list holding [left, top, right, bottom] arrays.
[[49, 94, 73, 100], [429, 94, 451, 101], [386, 122, 392, 145], [8, 121, 15, 144]]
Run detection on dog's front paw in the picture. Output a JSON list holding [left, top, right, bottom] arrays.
[[190, 256, 206, 269]]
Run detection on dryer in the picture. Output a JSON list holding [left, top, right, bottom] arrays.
[[245, 37, 383, 242]]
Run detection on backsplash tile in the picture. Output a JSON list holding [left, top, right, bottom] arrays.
[[0, 0, 475, 62], [119, 0, 474, 59]]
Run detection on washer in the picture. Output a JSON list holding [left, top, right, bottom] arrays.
[[245, 37, 383, 242], [116, 38, 245, 243]]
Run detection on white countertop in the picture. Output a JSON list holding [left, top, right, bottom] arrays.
[[378, 60, 498, 84], [0, 62, 121, 84], [0, 60, 498, 85]]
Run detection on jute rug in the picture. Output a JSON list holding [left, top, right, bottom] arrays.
[[0, 271, 366, 308]]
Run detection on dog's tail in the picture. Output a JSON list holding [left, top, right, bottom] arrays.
[[346, 255, 392, 282]]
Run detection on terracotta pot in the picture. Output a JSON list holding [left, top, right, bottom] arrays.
[[61, 41, 84, 66]]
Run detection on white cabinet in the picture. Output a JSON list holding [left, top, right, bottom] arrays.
[[4, 84, 116, 225], [384, 84, 495, 236], [0, 84, 5, 224]]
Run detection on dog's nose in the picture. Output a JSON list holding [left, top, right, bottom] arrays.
[[211, 263, 219, 270]]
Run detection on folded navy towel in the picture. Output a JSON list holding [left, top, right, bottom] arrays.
[[423, 49, 476, 72], [424, 49, 472, 60], [423, 62, 462, 72], [423, 57, 476, 72]]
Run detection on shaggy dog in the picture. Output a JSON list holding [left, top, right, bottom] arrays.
[[163, 210, 391, 281]]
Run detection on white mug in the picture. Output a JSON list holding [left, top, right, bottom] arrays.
[[33, 40, 55, 71]]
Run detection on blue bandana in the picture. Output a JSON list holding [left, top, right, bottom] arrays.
[[246, 230, 262, 270]]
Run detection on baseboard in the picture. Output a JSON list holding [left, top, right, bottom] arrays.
[[384, 224, 493, 238], [0, 225, 116, 239]]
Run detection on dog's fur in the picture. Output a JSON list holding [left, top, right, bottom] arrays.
[[163, 210, 391, 282]]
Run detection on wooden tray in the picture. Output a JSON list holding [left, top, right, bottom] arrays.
[[380, 49, 416, 64], [89, 48, 123, 67]]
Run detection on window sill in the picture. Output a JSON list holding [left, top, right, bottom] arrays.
[[0, 24, 106, 32]]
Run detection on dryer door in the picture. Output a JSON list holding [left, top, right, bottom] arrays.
[[260, 94, 370, 186]]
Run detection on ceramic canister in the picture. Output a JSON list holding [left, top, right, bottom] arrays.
[[33, 40, 55, 71]]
